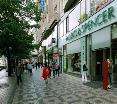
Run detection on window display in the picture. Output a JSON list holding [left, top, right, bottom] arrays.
[[71, 53, 81, 72]]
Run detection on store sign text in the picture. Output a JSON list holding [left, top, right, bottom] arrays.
[[66, 6, 115, 42]]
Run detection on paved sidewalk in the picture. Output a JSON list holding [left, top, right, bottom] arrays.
[[0, 69, 16, 104], [11, 68, 117, 104], [12, 74, 38, 104]]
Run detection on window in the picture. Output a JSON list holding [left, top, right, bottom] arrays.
[[86, 0, 91, 17], [68, 4, 80, 31], [60, 22, 64, 37], [63, 19, 66, 35], [90, 0, 96, 15], [59, 20, 67, 37], [54, 5, 57, 12], [90, 0, 114, 15], [95, 0, 114, 12], [66, 17, 69, 33], [80, 0, 87, 23], [40, 0, 46, 12], [80, 0, 86, 15]]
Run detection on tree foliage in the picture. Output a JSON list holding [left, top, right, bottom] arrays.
[[0, 0, 41, 58]]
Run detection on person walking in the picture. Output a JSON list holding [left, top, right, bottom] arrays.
[[55, 63, 60, 77], [52, 62, 56, 78], [42, 63, 49, 84], [82, 61, 88, 83], [27, 61, 33, 75], [16, 61, 23, 86], [35, 62, 38, 70]]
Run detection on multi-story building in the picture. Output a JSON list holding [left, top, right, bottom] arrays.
[[38, 0, 69, 64], [59, 0, 117, 83], [41, 0, 117, 85]]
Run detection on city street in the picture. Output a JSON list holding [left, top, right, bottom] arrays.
[[1, 0, 117, 104], [0, 68, 117, 104], [7, 67, 117, 104]]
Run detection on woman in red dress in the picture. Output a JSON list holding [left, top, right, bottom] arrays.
[[42, 63, 49, 84], [102, 60, 109, 90]]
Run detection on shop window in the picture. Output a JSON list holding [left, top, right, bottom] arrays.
[[71, 53, 81, 72]]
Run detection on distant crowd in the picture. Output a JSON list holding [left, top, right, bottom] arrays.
[[13, 59, 60, 85]]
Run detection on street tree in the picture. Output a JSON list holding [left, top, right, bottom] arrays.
[[0, 0, 41, 76]]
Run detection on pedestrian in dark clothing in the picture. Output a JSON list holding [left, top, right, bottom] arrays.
[[38, 62, 40, 68], [82, 62, 88, 83], [55, 64, 60, 77], [52, 63, 56, 78], [35, 62, 38, 70], [16, 61, 23, 85]]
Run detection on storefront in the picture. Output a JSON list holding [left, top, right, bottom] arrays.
[[91, 26, 111, 80], [111, 23, 117, 84], [66, 40, 81, 73], [65, 0, 117, 80]]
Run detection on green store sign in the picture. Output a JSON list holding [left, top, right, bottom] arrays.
[[66, 6, 115, 42]]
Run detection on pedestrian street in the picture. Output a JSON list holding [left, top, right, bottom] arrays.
[[10, 68, 117, 104]]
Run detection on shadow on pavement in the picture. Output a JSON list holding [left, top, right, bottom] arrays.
[[83, 81, 102, 89], [66, 72, 103, 89]]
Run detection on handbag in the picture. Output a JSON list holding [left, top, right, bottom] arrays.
[[83, 64, 88, 71]]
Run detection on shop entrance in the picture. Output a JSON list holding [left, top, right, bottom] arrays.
[[92, 48, 110, 81], [95, 50, 103, 81], [112, 39, 117, 84]]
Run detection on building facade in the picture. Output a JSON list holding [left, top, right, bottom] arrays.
[[58, 0, 117, 83], [39, 0, 68, 65], [40, 0, 117, 84]]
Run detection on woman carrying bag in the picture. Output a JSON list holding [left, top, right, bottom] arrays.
[[82, 61, 88, 83]]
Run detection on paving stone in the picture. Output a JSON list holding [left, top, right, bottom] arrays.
[[1, 68, 117, 104]]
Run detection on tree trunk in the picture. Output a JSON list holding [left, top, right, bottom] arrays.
[[7, 57, 12, 76]]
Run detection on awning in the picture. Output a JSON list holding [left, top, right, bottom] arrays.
[[67, 40, 81, 54]]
